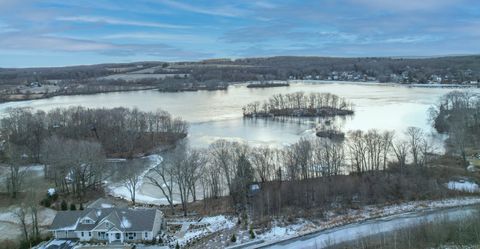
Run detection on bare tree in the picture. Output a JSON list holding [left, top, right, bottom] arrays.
[[122, 160, 143, 206], [26, 184, 41, 240], [170, 146, 190, 216], [41, 136, 107, 197], [392, 139, 409, 169], [147, 162, 176, 214], [251, 146, 274, 182], [209, 140, 235, 194], [184, 148, 206, 202], [405, 127, 424, 167], [4, 144, 29, 198], [14, 203, 29, 242], [313, 139, 345, 177]]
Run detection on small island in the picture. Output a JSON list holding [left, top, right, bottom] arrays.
[[158, 82, 228, 92], [316, 129, 345, 140], [247, 81, 290, 88], [242, 92, 354, 118]]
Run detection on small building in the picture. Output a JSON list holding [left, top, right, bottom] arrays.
[[49, 208, 163, 243]]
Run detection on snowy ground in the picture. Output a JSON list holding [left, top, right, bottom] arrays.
[[167, 215, 236, 247], [0, 206, 56, 241]]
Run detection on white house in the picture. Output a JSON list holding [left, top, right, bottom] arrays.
[[49, 207, 163, 243]]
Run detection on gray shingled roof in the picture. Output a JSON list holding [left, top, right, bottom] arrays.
[[86, 198, 116, 209], [49, 210, 85, 230], [50, 208, 159, 232]]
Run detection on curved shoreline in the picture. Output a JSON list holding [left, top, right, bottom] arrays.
[[1, 81, 478, 106]]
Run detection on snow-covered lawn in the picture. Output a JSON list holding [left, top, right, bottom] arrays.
[[0, 206, 56, 241]]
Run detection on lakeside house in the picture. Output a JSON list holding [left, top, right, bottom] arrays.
[[49, 206, 163, 243]]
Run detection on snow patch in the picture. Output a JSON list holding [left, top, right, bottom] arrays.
[[47, 188, 56, 196], [260, 220, 310, 240], [101, 203, 114, 208], [201, 215, 236, 232], [171, 215, 236, 247], [121, 216, 132, 228], [446, 181, 479, 192]]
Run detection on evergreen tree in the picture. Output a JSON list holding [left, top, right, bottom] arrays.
[[60, 200, 68, 210]]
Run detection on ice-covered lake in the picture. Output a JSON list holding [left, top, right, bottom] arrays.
[[1, 81, 476, 148]]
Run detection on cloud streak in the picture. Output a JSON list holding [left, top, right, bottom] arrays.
[[156, 0, 248, 17], [57, 15, 189, 29]]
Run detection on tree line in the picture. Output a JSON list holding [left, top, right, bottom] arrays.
[[143, 126, 439, 217]]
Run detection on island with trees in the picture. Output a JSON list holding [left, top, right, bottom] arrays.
[[246, 81, 290, 88], [242, 92, 354, 118]]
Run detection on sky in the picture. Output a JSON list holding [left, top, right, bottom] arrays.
[[0, 0, 479, 67]]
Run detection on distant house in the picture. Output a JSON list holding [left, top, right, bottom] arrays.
[[49, 208, 163, 243]]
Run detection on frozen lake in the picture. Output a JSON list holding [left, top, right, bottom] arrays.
[[1, 81, 476, 148]]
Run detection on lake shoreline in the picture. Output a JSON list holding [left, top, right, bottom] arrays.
[[1, 81, 478, 104]]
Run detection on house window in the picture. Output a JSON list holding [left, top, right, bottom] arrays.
[[127, 232, 136, 240], [89, 232, 91, 237], [81, 232, 84, 237], [145, 232, 148, 238]]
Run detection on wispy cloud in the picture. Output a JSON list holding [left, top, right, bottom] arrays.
[[102, 32, 214, 43], [352, 0, 463, 11], [156, 0, 247, 17], [57, 15, 189, 29], [0, 33, 210, 58], [0, 34, 114, 51]]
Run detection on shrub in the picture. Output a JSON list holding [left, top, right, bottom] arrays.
[[250, 228, 256, 239], [79, 203, 84, 210], [70, 203, 76, 210], [51, 192, 59, 201], [40, 198, 51, 208], [60, 200, 68, 210], [230, 234, 237, 243]]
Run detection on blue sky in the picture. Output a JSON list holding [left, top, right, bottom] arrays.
[[0, 0, 479, 67]]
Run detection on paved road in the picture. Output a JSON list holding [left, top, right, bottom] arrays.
[[251, 205, 479, 249]]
